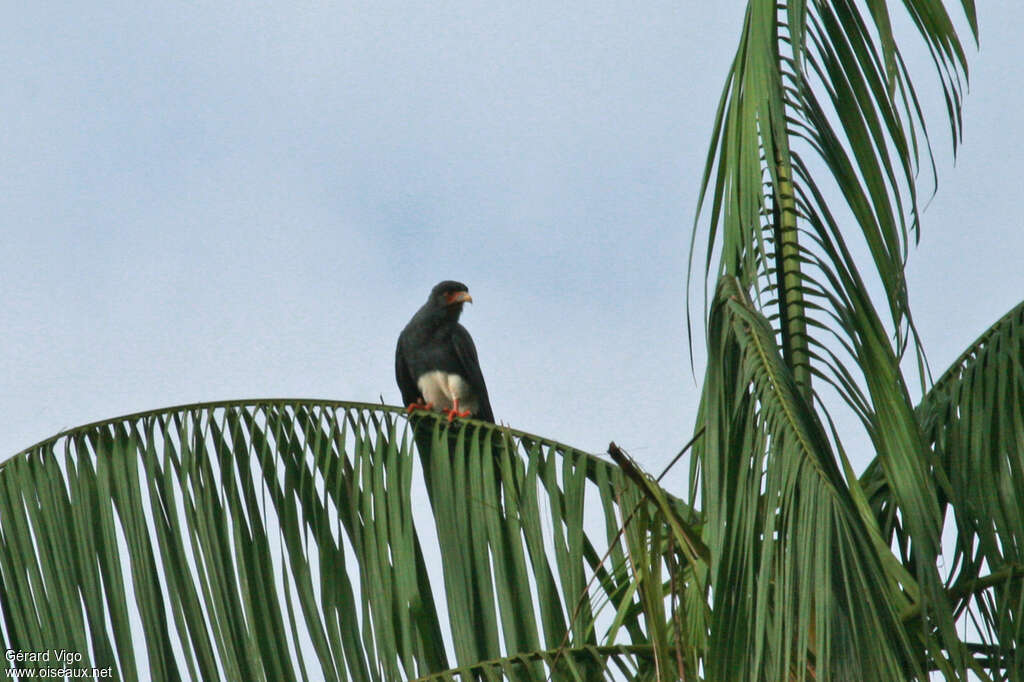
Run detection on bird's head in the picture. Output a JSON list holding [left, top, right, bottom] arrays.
[[429, 280, 473, 319]]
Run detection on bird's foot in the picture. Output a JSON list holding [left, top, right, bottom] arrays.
[[405, 399, 434, 414], [443, 407, 472, 422], [443, 397, 472, 422]]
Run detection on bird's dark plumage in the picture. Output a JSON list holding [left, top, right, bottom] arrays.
[[396, 281, 494, 422]]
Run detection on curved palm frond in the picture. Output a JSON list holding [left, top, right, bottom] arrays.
[[410, 643, 659, 681], [691, 0, 974, 402], [864, 298, 1024, 677], [0, 400, 700, 681], [690, 0, 978, 677], [697, 276, 935, 680]]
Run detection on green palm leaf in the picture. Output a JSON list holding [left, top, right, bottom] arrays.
[[697, 276, 924, 680], [865, 299, 1024, 677], [690, 0, 981, 677], [0, 400, 696, 681], [692, 0, 974, 409]]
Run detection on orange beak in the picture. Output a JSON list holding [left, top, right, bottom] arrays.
[[446, 291, 473, 305]]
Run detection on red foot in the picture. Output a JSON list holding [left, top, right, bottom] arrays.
[[442, 398, 472, 422], [405, 399, 434, 414], [443, 407, 472, 422]]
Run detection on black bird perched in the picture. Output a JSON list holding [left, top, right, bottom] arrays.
[[395, 280, 494, 422]]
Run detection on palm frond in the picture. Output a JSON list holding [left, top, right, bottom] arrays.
[[695, 276, 928, 680], [690, 0, 978, 676], [0, 400, 694, 681], [691, 0, 974, 413], [410, 643, 659, 681], [911, 299, 1023, 676]]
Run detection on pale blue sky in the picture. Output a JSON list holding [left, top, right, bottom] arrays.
[[3, 1, 1022, 497]]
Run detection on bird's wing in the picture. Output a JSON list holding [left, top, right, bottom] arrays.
[[451, 324, 494, 422], [395, 338, 421, 407]]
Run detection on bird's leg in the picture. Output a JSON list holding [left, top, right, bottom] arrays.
[[443, 397, 472, 422], [406, 398, 434, 414]]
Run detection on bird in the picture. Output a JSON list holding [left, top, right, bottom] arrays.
[[395, 280, 494, 423]]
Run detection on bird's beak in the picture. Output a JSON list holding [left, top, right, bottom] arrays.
[[447, 291, 473, 305]]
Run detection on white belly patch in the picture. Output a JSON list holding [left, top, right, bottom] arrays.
[[417, 370, 478, 415]]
